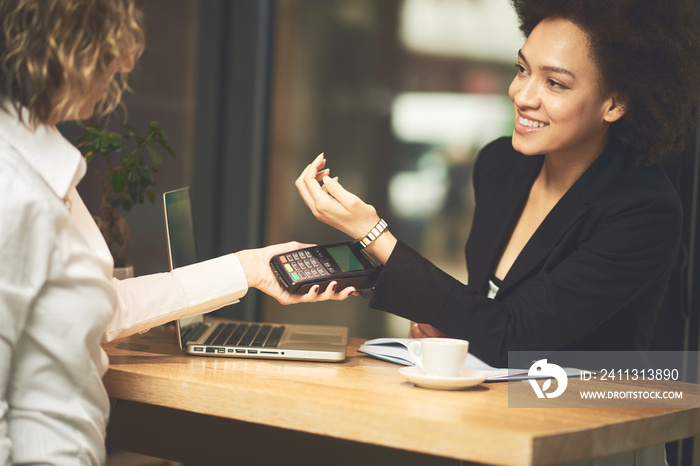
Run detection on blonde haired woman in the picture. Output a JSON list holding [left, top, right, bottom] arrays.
[[0, 1, 352, 463]]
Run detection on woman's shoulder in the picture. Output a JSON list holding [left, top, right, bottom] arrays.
[[622, 161, 683, 217], [592, 149, 684, 240], [628, 160, 680, 194], [608, 143, 682, 207], [0, 143, 56, 218]]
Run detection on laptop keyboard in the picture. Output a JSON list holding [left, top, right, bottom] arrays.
[[181, 322, 208, 345], [195, 323, 286, 348]]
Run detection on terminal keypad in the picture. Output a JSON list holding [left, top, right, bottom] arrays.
[[280, 249, 335, 282]]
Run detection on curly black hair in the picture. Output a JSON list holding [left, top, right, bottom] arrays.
[[510, 0, 700, 163]]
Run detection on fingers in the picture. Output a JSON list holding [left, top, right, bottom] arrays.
[[275, 285, 319, 305], [295, 153, 349, 218], [410, 326, 431, 339], [295, 154, 325, 212], [303, 172, 362, 226], [295, 154, 375, 233], [280, 281, 357, 304], [304, 170, 344, 216], [297, 284, 322, 303], [408, 322, 446, 339], [294, 153, 380, 240], [317, 281, 338, 300], [320, 175, 357, 208], [295, 153, 325, 191], [318, 282, 357, 300], [409, 322, 423, 339], [269, 241, 313, 255], [316, 168, 330, 182]]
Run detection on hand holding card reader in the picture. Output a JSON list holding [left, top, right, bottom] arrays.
[[270, 242, 381, 298]]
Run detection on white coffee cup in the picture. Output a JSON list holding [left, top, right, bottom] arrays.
[[407, 338, 469, 377]]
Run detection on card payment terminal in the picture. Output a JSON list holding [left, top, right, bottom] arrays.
[[270, 242, 381, 296]]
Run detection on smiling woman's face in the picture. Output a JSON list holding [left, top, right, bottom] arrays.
[[508, 17, 624, 162]]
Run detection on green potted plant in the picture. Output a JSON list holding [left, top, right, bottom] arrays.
[[76, 120, 175, 277]]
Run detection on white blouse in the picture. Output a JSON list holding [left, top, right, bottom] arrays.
[[0, 108, 248, 464]]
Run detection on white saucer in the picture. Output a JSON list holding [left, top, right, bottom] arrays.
[[399, 366, 487, 390]]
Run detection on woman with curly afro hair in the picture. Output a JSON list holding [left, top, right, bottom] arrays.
[[298, 0, 698, 454], [510, 0, 700, 164]]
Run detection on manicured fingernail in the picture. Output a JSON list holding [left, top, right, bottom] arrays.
[[315, 153, 324, 160], [311, 285, 319, 293]]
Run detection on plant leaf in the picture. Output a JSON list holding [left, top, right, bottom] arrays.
[[111, 170, 126, 193], [146, 144, 163, 166], [119, 157, 136, 167]]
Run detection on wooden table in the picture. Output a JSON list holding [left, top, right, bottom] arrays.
[[103, 323, 700, 465]]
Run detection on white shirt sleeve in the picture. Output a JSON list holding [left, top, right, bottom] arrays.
[[0, 168, 54, 465], [104, 254, 249, 341]]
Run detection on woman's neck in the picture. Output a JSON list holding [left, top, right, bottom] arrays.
[[539, 132, 610, 195]]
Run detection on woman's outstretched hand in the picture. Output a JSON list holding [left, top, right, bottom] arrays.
[[235, 241, 357, 305], [295, 154, 398, 264], [295, 153, 380, 240]]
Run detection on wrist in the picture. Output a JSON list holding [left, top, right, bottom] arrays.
[[234, 249, 259, 289], [348, 217, 381, 243], [364, 230, 397, 265], [352, 218, 387, 250]]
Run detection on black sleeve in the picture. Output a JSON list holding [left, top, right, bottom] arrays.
[[369, 176, 682, 368]]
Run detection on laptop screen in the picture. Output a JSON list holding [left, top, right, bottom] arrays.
[[163, 187, 197, 270], [163, 187, 203, 343]]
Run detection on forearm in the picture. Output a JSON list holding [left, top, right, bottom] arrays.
[[105, 254, 247, 341]]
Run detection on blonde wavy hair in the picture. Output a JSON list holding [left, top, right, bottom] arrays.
[[0, 0, 145, 126]]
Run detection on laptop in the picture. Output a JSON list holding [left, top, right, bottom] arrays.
[[163, 187, 348, 362]]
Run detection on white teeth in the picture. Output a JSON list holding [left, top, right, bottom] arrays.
[[519, 116, 546, 128]]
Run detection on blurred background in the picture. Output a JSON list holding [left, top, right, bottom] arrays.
[[264, 0, 521, 337], [63, 0, 699, 355], [65, 0, 523, 340], [58, 1, 699, 465]]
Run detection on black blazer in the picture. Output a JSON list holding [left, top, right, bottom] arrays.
[[369, 137, 682, 367]]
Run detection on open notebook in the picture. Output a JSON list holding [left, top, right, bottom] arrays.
[[163, 187, 349, 362], [358, 338, 581, 381]]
